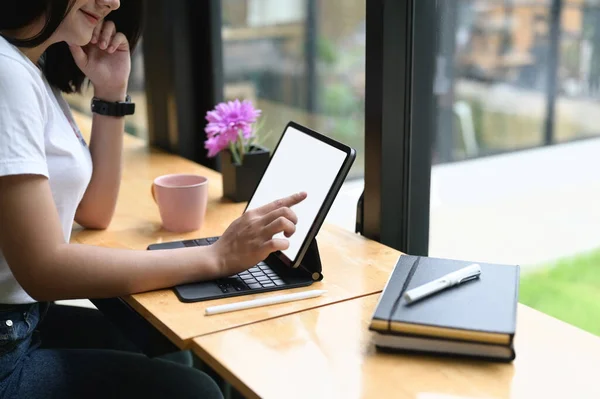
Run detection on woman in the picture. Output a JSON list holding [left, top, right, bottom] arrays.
[[0, 1, 305, 398]]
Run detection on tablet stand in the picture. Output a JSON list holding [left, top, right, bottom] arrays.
[[298, 238, 324, 281]]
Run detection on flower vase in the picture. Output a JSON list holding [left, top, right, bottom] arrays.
[[221, 145, 270, 202]]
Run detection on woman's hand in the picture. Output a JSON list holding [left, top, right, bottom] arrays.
[[68, 20, 130, 101], [210, 192, 308, 276]]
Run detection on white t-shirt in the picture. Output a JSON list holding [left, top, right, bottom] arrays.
[[0, 36, 93, 304]]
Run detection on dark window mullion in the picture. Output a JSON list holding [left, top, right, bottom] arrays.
[[363, 0, 436, 256], [143, 0, 223, 170]]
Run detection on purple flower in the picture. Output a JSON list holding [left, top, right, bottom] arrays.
[[204, 134, 229, 158], [204, 99, 262, 157]]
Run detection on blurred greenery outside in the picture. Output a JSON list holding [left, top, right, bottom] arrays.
[[520, 248, 600, 337], [243, 35, 365, 179], [448, 93, 600, 162]]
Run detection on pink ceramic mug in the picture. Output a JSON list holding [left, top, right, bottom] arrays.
[[151, 174, 209, 233]]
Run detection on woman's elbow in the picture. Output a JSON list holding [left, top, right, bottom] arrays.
[[75, 211, 113, 230], [12, 267, 60, 302], [77, 219, 111, 230]]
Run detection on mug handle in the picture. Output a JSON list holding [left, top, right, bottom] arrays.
[[151, 183, 157, 203]]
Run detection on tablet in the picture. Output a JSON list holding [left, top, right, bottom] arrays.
[[243, 121, 356, 269]]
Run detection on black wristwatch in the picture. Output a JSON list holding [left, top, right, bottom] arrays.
[[91, 95, 135, 117]]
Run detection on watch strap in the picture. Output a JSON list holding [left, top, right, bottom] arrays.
[[91, 95, 135, 116]]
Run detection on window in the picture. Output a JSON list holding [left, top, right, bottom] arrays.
[[221, 0, 366, 231], [421, 0, 600, 336]]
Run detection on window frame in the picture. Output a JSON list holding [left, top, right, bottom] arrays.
[[143, 0, 224, 171], [362, 0, 436, 255]]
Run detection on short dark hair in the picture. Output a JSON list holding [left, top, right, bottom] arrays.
[[0, 0, 144, 93]]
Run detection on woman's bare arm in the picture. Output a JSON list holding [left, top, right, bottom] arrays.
[[0, 174, 306, 302], [74, 108, 125, 230], [0, 174, 220, 301]]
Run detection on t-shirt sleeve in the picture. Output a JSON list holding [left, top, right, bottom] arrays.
[[0, 56, 48, 178]]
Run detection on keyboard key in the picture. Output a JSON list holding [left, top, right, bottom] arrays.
[[261, 282, 275, 287], [265, 272, 278, 277], [241, 275, 255, 281], [248, 267, 261, 273], [234, 281, 248, 289], [207, 237, 219, 243], [247, 283, 261, 289], [272, 279, 286, 286], [194, 239, 209, 246], [238, 271, 251, 277], [256, 276, 269, 282], [221, 287, 229, 293], [250, 271, 263, 277], [183, 240, 197, 247]]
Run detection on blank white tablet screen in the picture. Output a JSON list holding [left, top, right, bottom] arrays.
[[245, 125, 347, 262]]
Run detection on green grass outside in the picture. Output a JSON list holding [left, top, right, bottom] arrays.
[[519, 248, 600, 336]]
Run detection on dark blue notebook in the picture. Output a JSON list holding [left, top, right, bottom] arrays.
[[369, 255, 520, 361]]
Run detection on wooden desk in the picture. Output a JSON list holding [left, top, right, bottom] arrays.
[[192, 295, 600, 399], [69, 112, 400, 349]]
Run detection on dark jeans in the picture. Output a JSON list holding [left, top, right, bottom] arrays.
[[0, 302, 223, 399]]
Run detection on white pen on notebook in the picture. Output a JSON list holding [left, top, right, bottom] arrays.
[[404, 263, 481, 304], [205, 289, 327, 315]]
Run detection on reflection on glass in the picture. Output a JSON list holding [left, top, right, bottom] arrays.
[[436, 0, 600, 162], [64, 42, 149, 140], [436, 0, 551, 163], [428, 0, 600, 337], [221, 0, 366, 179], [556, 1, 600, 141]]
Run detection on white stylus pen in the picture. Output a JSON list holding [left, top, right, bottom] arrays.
[[205, 289, 327, 315], [404, 264, 481, 304]]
